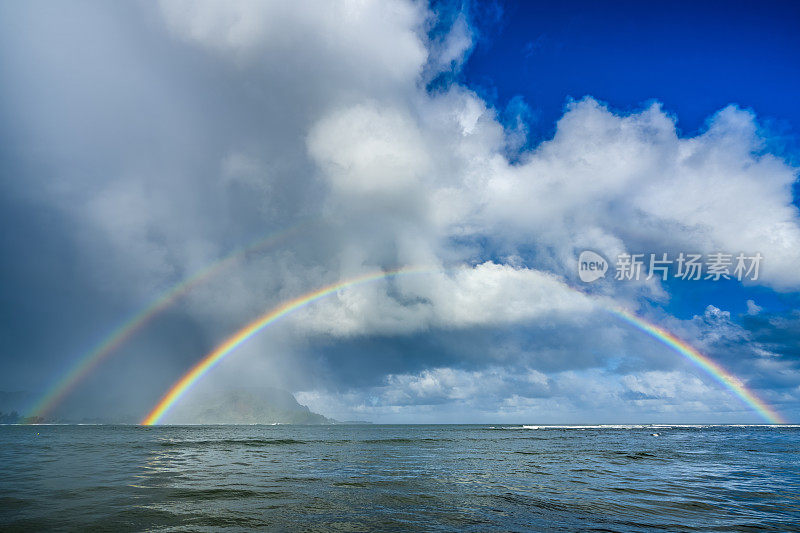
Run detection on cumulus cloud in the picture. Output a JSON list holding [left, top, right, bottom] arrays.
[[443, 99, 800, 290], [308, 103, 431, 197], [290, 263, 594, 336], [1, 0, 798, 420], [296, 366, 748, 424], [158, 0, 427, 87], [290, 299, 799, 423]]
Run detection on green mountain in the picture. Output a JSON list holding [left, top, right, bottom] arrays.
[[166, 387, 333, 425]]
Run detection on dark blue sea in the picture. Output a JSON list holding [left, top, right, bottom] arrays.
[[1, 424, 798, 531]]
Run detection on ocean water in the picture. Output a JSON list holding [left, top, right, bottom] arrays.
[[0, 425, 798, 531]]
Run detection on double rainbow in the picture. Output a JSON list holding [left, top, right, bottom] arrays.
[[141, 267, 428, 425], [141, 269, 785, 425], [27, 223, 310, 420]]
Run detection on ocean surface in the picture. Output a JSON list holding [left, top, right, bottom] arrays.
[[1, 424, 798, 531]]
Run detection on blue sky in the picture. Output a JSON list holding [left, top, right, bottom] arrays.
[[463, 0, 800, 144], [458, 0, 800, 323], [0, 0, 798, 424]]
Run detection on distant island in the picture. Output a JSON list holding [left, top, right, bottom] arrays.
[[0, 388, 341, 425], [162, 387, 334, 425]]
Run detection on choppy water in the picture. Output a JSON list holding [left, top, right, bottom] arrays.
[[1, 425, 799, 531]]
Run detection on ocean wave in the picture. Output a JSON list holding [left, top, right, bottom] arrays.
[[159, 438, 305, 447], [489, 424, 798, 430], [361, 437, 455, 444]]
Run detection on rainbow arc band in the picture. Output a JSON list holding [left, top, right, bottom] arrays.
[[27, 223, 310, 421], [141, 267, 428, 425], [141, 268, 785, 426], [610, 308, 785, 424]]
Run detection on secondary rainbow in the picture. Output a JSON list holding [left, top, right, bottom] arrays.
[[27, 223, 310, 421], [610, 307, 785, 424], [141, 267, 429, 425]]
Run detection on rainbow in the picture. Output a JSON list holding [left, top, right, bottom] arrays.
[[610, 307, 785, 424], [141, 267, 429, 425], [27, 223, 310, 421], [141, 270, 785, 425]]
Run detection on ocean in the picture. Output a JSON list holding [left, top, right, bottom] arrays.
[[1, 424, 798, 531]]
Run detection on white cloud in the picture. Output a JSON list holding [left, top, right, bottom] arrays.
[[746, 299, 763, 315], [308, 103, 431, 197], [4, 1, 799, 418], [451, 100, 800, 290], [621, 370, 712, 400], [425, 12, 474, 75], [296, 366, 752, 423], [158, 0, 428, 89], [44, 1, 800, 324], [290, 262, 595, 336]]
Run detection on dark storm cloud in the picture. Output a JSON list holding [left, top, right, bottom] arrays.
[[1, 1, 798, 423]]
